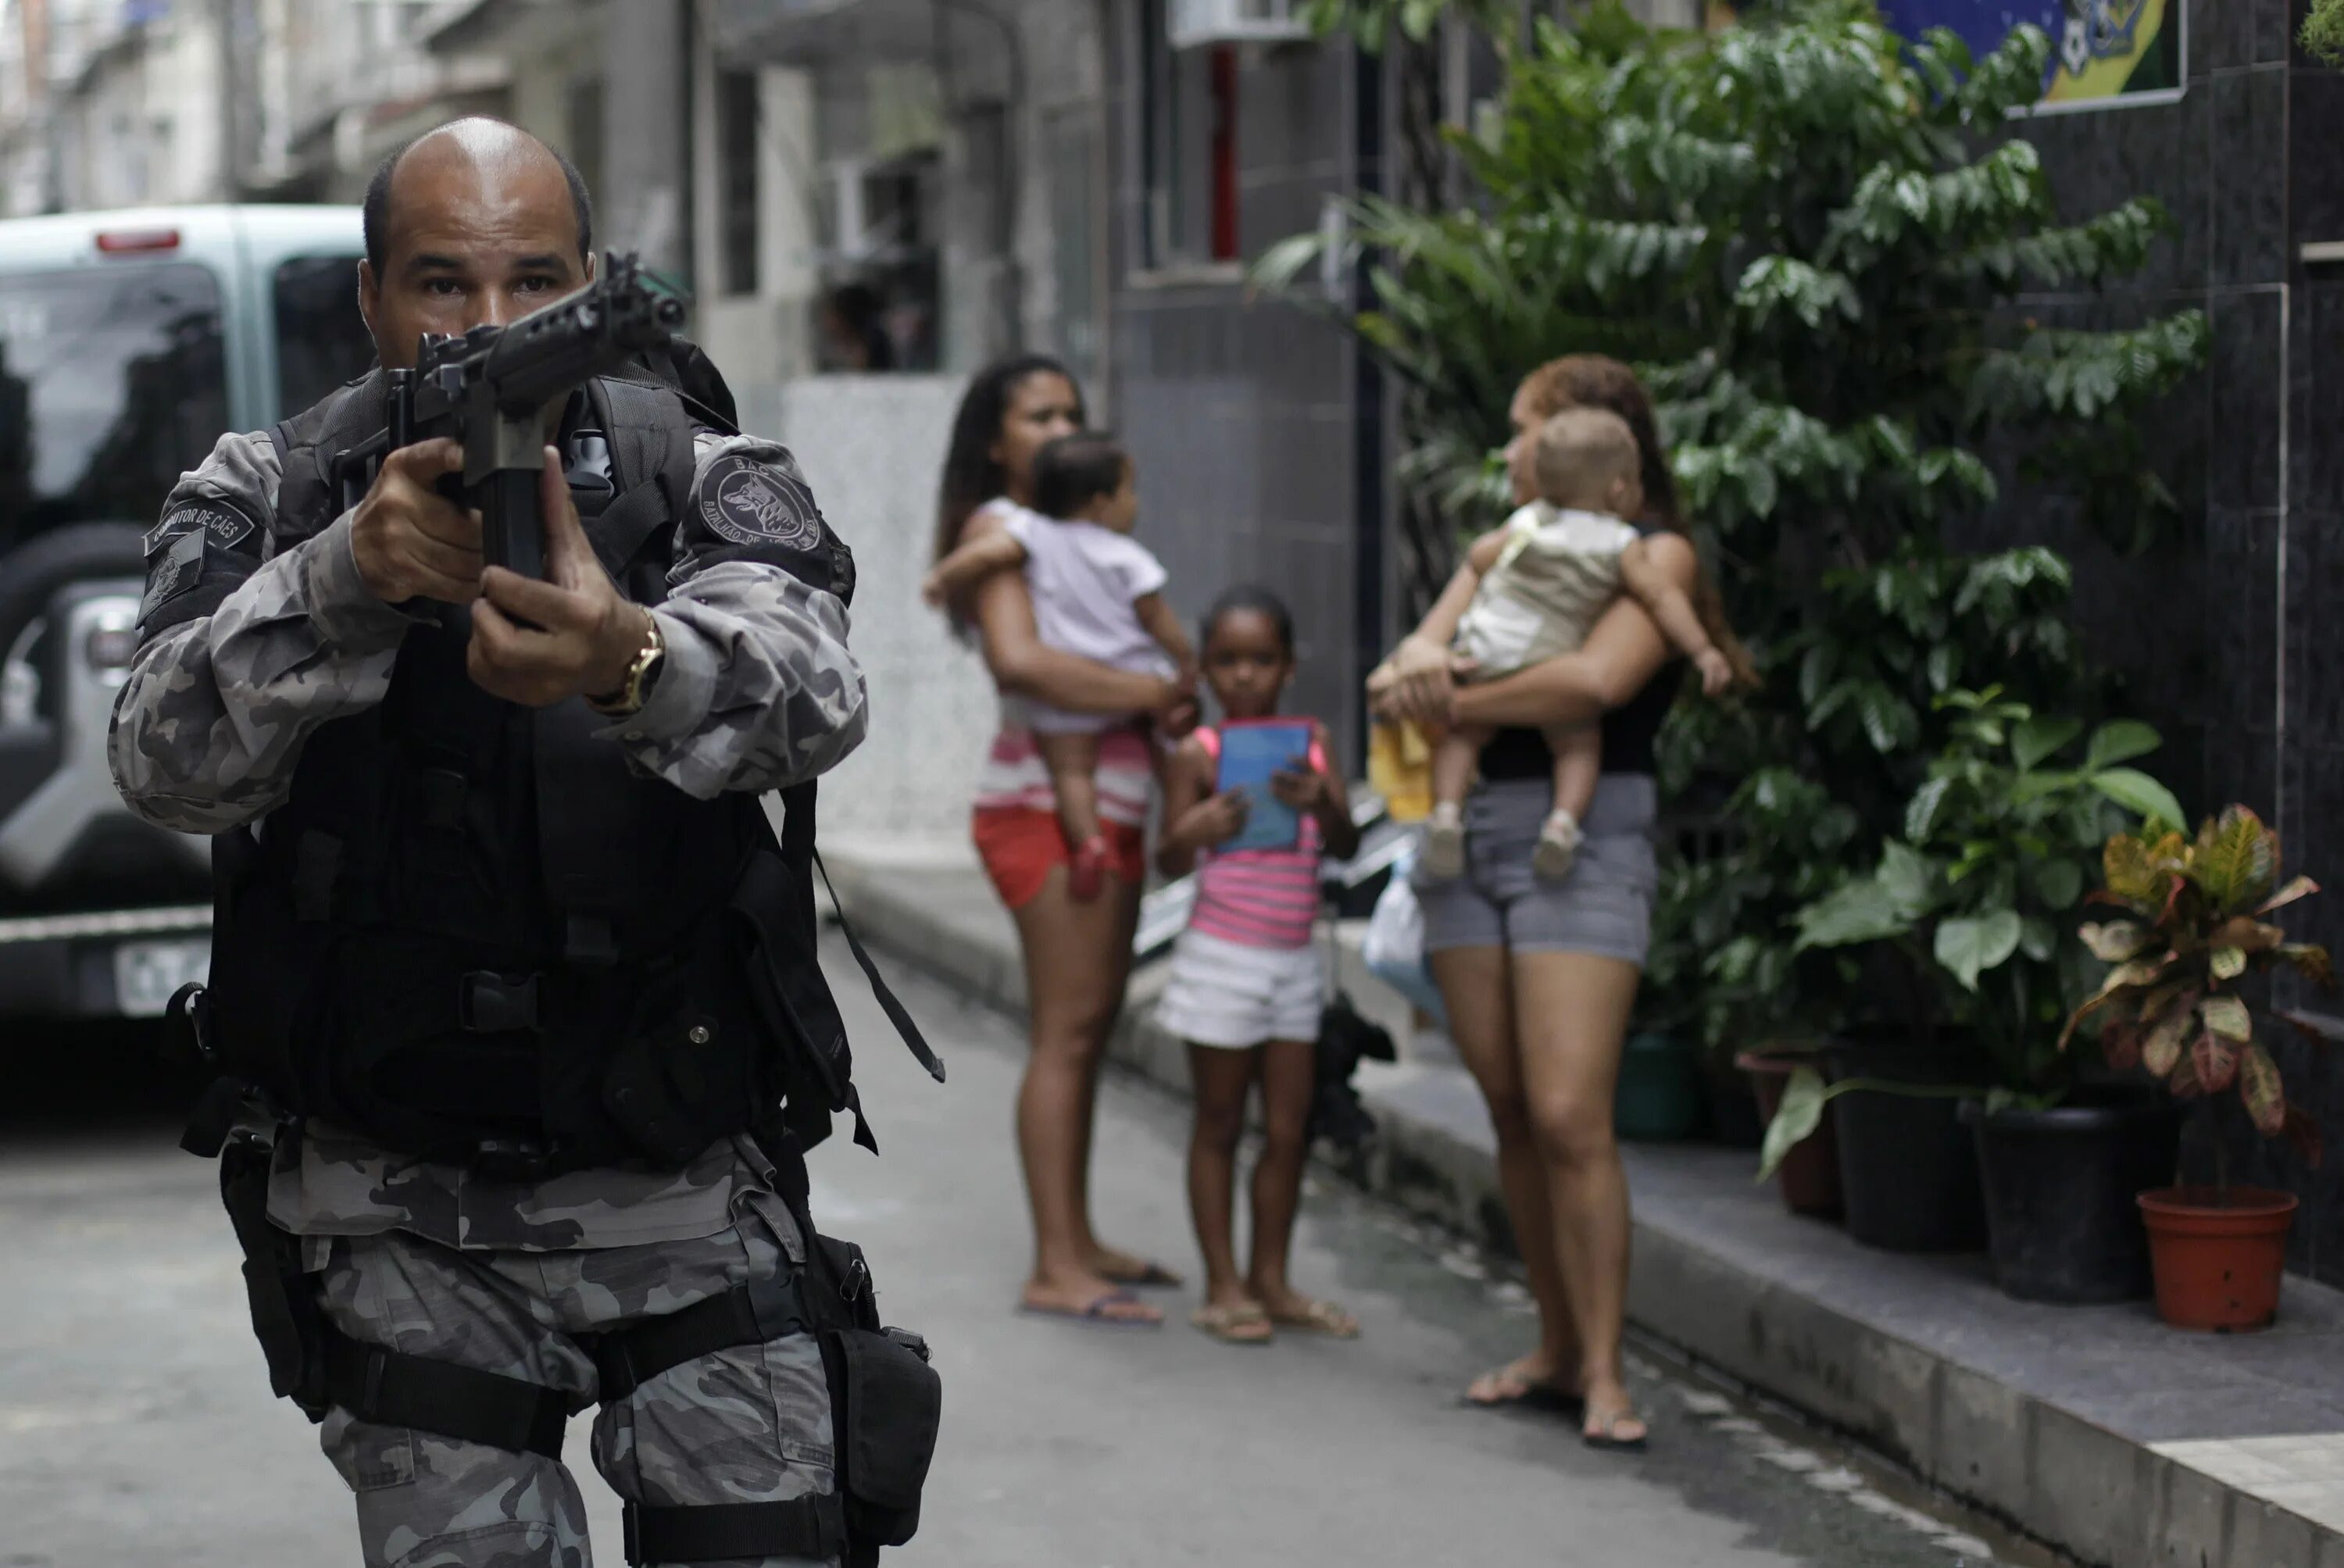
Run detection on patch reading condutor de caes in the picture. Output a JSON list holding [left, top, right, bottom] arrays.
[[143, 503, 255, 558]]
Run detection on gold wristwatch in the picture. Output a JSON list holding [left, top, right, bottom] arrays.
[[588, 612, 665, 716]]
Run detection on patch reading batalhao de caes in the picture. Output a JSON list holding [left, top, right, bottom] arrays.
[[696, 455, 823, 550]]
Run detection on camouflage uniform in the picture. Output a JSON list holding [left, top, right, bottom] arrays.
[[109, 416, 869, 1568]]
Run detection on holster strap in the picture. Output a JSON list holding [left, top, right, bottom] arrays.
[[591, 1272, 813, 1405], [320, 1334, 572, 1461], [622, 1493, 847, 1566]]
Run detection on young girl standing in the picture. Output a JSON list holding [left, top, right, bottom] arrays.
[[1156, 588, 1363, 1345]]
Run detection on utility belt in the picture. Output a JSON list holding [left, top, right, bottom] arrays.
[[217, 1127, 940, 1567]]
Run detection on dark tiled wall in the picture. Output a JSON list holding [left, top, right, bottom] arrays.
[[1101, 12, 1372, 765], [2007, 0, 2344, 1283]]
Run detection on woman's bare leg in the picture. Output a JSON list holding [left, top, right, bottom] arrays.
[[1010, 866, 1157, 1321], [1186, 1045, 1260, 1307], [1243, 1037, 1317, 1309], [1430, 945, 1581, 1398], [1070, 874, 1177, 1284], [1512, 948, 1643, 1441]]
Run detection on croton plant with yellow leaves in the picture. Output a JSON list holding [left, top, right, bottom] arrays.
[[2064, 807, 2333, 1166]]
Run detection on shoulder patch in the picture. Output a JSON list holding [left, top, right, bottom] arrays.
[[145, 502, 255, 558], [696, 455, 823, 550], [138, 529, 205, 625]]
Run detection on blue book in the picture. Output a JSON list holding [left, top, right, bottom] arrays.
[[1216, 720, 1314, 855]]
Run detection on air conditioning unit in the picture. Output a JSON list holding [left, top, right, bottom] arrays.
[[1167, 0, 1313, 50]]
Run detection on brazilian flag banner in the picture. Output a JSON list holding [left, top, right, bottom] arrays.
[[1878, 1, 2185, 112]]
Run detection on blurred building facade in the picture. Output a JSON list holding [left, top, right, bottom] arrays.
[[0, 0, 1693, 829]]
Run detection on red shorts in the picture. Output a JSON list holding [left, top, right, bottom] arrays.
[[971, 807, 1146, 910]]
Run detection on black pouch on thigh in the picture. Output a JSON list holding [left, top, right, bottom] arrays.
[[810, 1235, 942, 1557]]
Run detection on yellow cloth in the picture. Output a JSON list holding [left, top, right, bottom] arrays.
[[1370, 719, 1435, 823]]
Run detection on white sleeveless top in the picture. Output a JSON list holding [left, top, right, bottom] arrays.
[[1455, 502, 1641, 676]]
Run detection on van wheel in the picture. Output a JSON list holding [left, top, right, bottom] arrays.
[[0, 520, 148, 642], [0, 524, 148, 720], [0, 523, 149, 650]]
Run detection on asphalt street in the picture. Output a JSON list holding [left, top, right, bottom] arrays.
[[0, 937, 2048, 1566]]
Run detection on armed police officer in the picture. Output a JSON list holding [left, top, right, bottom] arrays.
[[106, 119, 939, 1568]]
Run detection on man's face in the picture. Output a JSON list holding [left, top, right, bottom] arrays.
[[359, 140, 591, 370]]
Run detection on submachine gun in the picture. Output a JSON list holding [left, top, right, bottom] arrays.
[[341, 252, 688, 580]]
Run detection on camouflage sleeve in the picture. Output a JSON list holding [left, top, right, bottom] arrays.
[[107, 431, 422, 834], [594, 432, 867, 798]]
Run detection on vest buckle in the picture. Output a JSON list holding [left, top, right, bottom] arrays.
[[459, 971, 540, 1033]]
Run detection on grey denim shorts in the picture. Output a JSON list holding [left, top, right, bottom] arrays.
[[1413, 774, 1660, 964]]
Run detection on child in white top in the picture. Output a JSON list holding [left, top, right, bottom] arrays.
[[1416, 408, 1741, 882], [924, 432, 1194, 897]]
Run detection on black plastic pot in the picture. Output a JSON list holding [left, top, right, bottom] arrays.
[[1704, 1064, 1764, 1150], [1828, 1039, 1988, 1252], [1960, 1088, 2181, 1304]]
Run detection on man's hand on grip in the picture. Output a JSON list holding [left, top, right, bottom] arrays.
[[350, 438, 484, 605], [467, 447, 651, 709]]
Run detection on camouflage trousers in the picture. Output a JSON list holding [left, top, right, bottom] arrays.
[[313, 1188, 837, 1568]]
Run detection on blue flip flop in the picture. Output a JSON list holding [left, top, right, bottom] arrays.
[[1099, 1259, 1185, 1290]]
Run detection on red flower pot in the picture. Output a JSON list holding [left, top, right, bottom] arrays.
[[1738, 1052, 1842, 1220], [2137, 1186, 2299, 1332]]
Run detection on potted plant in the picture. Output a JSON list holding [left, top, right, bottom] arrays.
[[2062, 806, 2331, 1330], [1671, 767, 1859, 1208], [1770, 691, 2187, 1277], [1645, 771, 1857, 1159], [1628, 859, 1720, 1144]]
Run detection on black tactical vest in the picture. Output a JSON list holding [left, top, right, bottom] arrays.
[[203, 370, 871, 1175]]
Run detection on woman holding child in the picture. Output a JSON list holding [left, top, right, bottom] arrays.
[[930, 356, 1192, 1327], [1372, 355, 1753, 1451]]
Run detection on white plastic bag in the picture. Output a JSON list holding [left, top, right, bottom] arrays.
[[1362, 844, 1449, 1027]]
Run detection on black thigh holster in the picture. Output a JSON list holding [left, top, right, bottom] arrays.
[[216, 1129, 941, 1566], [218, 1131, 576, 1455]]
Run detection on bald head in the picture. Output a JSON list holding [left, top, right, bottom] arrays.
[[363, 117, 592, 277], [356, 117, 597, 370]]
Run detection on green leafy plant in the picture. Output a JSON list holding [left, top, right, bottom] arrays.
[[1643, 766, 1858, 1059], [1257, 4, 2207, 595], [2307, 0, 2344, 66], [1756, 693, 2183, 1178], [2061, 807, 2334, 1174], [1259, 2, 2204, 1065]]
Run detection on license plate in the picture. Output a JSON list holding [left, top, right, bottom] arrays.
[[112, 937, 211, 1018]]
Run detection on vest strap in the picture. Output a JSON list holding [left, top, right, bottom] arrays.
[[622, 1495, 847, 1567], [585, 376, 698, 578], [813, 848, 945, 1088]]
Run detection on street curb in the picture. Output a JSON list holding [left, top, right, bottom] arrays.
[[827, 863, 2344, 1568]]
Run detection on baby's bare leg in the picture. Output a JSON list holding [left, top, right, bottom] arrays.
[[1545, 723, 1601, 826], [1036, 730, 1104, 849], [1419, 722, 1492, 882], [1433, 722, 1493, 808], [1534, 723, 1601, 880]]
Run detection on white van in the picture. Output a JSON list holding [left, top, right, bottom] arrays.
[[0, 205, 373, 1020]]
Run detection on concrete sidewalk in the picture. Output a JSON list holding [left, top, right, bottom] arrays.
[[825, 854, 2344, 1568]]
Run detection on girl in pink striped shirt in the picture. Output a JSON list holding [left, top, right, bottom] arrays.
[[1156, 588, 1362, 1345]]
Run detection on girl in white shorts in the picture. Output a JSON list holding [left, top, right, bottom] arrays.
[[1156, 588, 1362, 1346]]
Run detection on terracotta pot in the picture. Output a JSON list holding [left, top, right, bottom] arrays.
[[1737, 1052, 1842, 1219], [2138, 1186, 2298, 1331]]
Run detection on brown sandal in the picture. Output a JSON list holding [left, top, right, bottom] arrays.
[[1190, 1302, 1274, 1345], [1264, 1297, 1360, 1338]]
